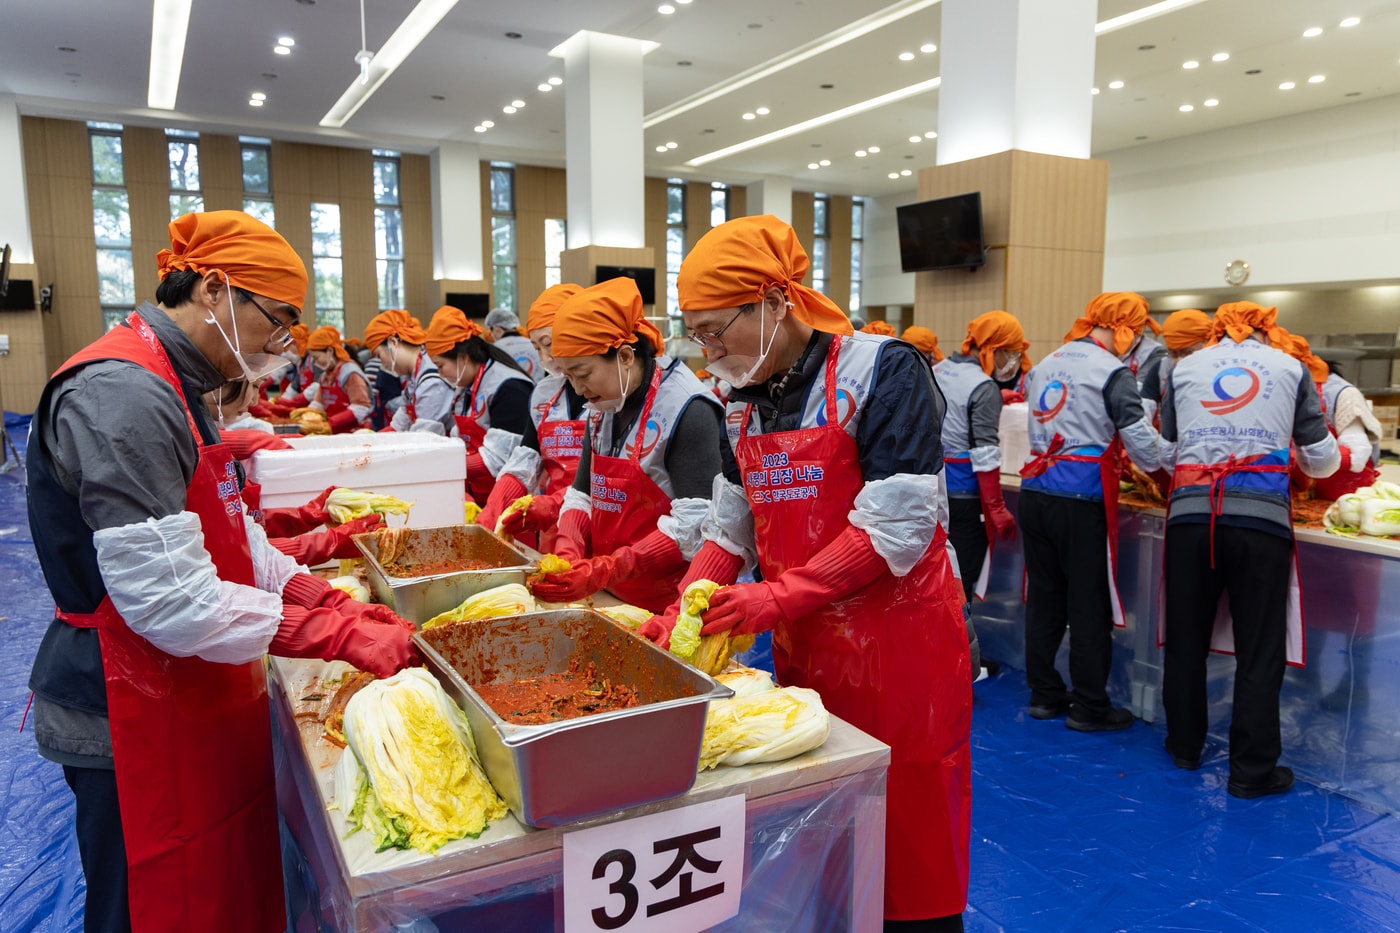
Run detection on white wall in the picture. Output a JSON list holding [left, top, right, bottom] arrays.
[[1103, 92, 1400, 293], [860, 191, 918, 308]]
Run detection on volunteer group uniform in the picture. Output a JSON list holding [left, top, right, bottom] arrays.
[[1124, 317, 1167, 389], [363, 309, 455, 433], [1160, 302, 1339, 796], [1139, 309, 1213, 425], [653, 215, 972, 928], [301, 326, 373, 432], [1315, 363, 1382, 499], [485, 307, 544, 382], [25, 211, 418, 933], [530, 278, 724, 614], [1019, 292, 1162, 730]]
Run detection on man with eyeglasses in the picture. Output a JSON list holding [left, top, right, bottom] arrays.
[[26, 211, 418, 933]]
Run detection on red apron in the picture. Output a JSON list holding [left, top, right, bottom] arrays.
[[1020, 433, 1128, 626], [737, 336, 971, 921], [453, 361, 491, 452], [1312, 386, 1380, 499], [55, 313, 284, 933], [587, 365, 682, 613], [317, 362, 363, 433], [535, 384, 587, 555]]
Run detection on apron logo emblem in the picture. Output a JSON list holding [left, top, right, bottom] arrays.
[[814, 389, 856, 427], [1033, 381, 1068, 423], [625, 419, 662, 457], [1202, 367, 1260, 415]]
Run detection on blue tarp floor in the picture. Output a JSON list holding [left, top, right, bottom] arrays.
[[2, 411, 1399, 931]]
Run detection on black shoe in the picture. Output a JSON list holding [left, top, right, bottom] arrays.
[[1228, 766, 1295, 799], [1165, 736, 1200, 770], [1065, 706, 1134, 732], [1028, 700, 1071, 720], [982, 659, 1002, 677]]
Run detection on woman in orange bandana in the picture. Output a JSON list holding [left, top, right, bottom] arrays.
[[861, 319, 896, 336], [1140, 309, 1212, 423], [425, 306, 536, 505], [1066, 291, 1165, 387], [299, 326, 372, 433], [364, 309, 455, 433], [645, 215, 971, 928], [902, 325, 945, 365], [528, 277, 723, 612]]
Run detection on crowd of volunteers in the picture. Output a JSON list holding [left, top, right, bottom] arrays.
[[24, 208, 1374, 933]]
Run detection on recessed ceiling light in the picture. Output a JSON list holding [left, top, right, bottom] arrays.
[[1091, 87, 1100, 95], [1179, 103, 1194, 112], [924, 130, 937, 138], [251, 92, 267, 101], [909, 135, 921, 142], [273, 45, 291, 55], [666, 141, 678, 149], [809, 162, 820, 170], [900, 169, 912, 176], [249, 99, 264, 107], [1212, 52, 1229, 62], [819, 159, 831, 166], [548, 76, 563, 85], [856, 150, 867, 157], [481, 120, 493, 127], [1109, 80, 1124, 89], [756, 107, 770, 115], [887, 172, 899, 179], [1183, 60, 1199, 69], [1279, 81, 1295, 90], [277, 36, 295, 47], [920, 43, 936, 53], [656, 145, 668, 152], [658, 4, 675, 14], [1308, 74, 1326, 83], [742, 112, 756, 120], [538, 83, 551, 92], [512, 99, 525, 108], [676, 0, 692, 4], [1339, 16, 1360, 27], [898, 52, 915, 61], [1203, 98, 1219, 107], [503, 105, 517, 113], [476, 126, 488, 133], [1303, 26, 1323, 37], [867, 145, 880, 153]]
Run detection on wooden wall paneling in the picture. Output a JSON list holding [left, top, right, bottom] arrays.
[[829, 195, 853, 313], [271, 142, 314, 321], [0, 261, 49, 411], [917, 150, 1013, 247], [560, 246, 655, 306], [685, 181, 712, 249], [643, 177, 669, 310], [478, 164, 494, 307], [915, 246, 1008, 336], [514, 165, 555, 307], [198, 133, 243, 213], [728, 185, 747, 219], [337, 161, 374, 339], [124, 126, 172, 312], [1007, 151, 1108, 251], [305, 146, 342, 203], [790, 192, 814, 279], [1003, 246, 1105, 358], [400, 154, 433, 317]]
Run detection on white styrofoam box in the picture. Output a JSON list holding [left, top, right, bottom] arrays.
[[249, 432, 465, 529], [999, 403, 1030, 477]]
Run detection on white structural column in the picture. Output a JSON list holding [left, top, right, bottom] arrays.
[[430, 141, 483, 281], [0, 95, 32, 263], [552, 31, 653, 249], [745, 176, 792, 225], [936, 0, 1097, 166]]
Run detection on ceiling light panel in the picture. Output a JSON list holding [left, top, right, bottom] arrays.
[[148, 0, 193, 109]]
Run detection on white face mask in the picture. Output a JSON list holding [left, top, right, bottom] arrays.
[[994, 357, 1020, 382], [706, 301, 777, 388], [206, 274, 288, 384], [584, 356, 631, 414]]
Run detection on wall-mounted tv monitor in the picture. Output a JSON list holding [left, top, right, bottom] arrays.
[[0, 243, 11, 298], [896, 192, 986, 272], [595, 265, 657, 305], [444, 292, 491, 317]]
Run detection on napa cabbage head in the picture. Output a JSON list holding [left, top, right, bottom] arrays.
[[669, 580, 721, 662]]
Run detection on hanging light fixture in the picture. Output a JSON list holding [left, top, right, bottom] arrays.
[[355, 0, 374, 84]]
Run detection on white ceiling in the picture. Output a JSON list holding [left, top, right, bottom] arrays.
[[3, 0, 1399, 197]]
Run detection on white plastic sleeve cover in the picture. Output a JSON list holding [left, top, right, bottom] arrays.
[[243, 513, 307, 592], [701, 475, 757, 569], [1119, 416, 1161, 473], [1298, 434, 1342, 478], [656, 497, 710, 561], [409, 418, 446, 435], [1159, 438, 1178, 471], [348, 403, 372, 423], [303, 382, 323, 410], [480, 428, 523, 478], [1337, 420, 1373, 471], [389, 407, 411, 432], [847, 473, 942, 578], [1333, 385, 1382, 441], [1141, 397, 1159, 426], [93, 511, 284, 665], [560, 485, 592, 519], [497, 443, 541, 488], [968, 444, 1002, 473]]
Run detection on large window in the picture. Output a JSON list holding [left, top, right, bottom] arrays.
[[665, 178, 686, 319], [850, 198, 865, 314], [310, 203, 344, 332], [90, 122, 134, 332], [166, 129, 202, 219], [241, 136, 274, 226], [811, 194, 830, 295], [373, 150, 404, 310], [544, 218, 567, 289], [490, 162, 516, 312], [710, 182, 730, 228]]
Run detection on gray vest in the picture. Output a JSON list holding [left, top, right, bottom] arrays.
[[1022, 340, 1124, 500], [496, 334, 543, 383], [932, 355, 994, 497], [461, 359, 533, 431], [1321, 371, 1380, 466]]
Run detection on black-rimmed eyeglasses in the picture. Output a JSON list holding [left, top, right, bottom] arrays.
[[686, 306, 748, 350], [244, 293, 296, 348]]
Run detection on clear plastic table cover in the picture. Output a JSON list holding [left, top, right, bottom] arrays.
[[271, 658, 890, 932]]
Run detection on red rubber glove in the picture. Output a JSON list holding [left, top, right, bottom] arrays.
[[531, 529, 683, 603], [220, 428, 292, 461], [261, 486, 340, 538], [500, 489, 564, 537], [327, 407, 361, 433], [476, 473, 530, 533], [1000, 389, 1025, 405], [246, 402, 274, 418], [700, 526, 888, 636], [638, 540, 746, 649], [271, 393, 306, 414], [269, 514, 383, 565], [975, 468, 1017, 541], [553, 508, 590, 562], [274, 573, 420, 678]]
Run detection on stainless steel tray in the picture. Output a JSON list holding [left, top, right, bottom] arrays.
[[414, 609, 733, 828], [353, 524, 535, 626]]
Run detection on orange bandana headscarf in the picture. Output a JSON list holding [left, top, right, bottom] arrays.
[[1065, 292, 1157, 355], [307, 325, 349, 362], [526, 284, 583, 334], [288, 323, 311, 356], [425, 305, 485, 357], [861, 320, 896, 336], [1161, 309, 1213, 351], [677, 215, 854, 336], [363, 309, 427, 351], [963, 310, 1031, 376], [902, 326, 944, 362], [552, 277, 665, 358], [156, 210, 308, 310], [1212, 301, 1282, 346], [1272, 326, 1329, 384]]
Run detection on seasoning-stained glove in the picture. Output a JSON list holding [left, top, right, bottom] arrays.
[[700, 526, 887, 637], [274, 573, 419, 678], [465, 452, 496, 506], [262, 486, 339, 538], [553, 507, 590, 562], [531, 530, 684, 603], [499, 489, 564, 537], [476, 473, 530, 533], [975, 469, 1017, 541], [269, 514, 383, 565], [638, 541, 746, 650], [1000, 388, 1025, 405]]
